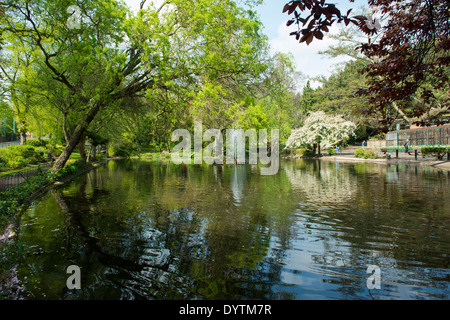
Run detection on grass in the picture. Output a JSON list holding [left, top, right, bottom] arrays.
[[69, 152, 81, 160], [133, 152, 171, 158]]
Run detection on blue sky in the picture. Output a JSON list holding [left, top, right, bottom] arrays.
[[255, 0, 368, 90]]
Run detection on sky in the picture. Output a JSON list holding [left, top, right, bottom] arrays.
[[124, 0, 369, 91], [256, 0, 369, 90]]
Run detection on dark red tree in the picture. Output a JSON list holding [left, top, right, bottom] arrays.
[[284, 0, 450, 128]]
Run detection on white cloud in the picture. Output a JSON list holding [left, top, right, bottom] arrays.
[[269, 21, 353, 89]]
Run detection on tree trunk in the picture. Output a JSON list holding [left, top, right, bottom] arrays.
[[92, 145, 97, 161], [79, 132, 87, 164], [19, 120, 27, 145], [20, 131, 27, 145], [51, 99, 101, 173], [63, 112, 70, 144]]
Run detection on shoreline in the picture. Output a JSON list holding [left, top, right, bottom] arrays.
[[285, 154, 450, 172], [0, 159, 108, 243], [120, 153, 450, 172]]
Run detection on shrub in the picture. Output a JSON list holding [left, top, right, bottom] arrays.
[[26, 139, 49, 148], [0, 145, 45, 168], [354, 148, 365, 158], [327, 148, 336, 156], [35, 146, 47, 157], [302, 149, 316, 157], [421, 147, 448, 160], [354, 148, 377, 159], [108, 143, 134, 158], [47, 144, 65, 157], [109, 147, 131, 158], [363, 149, 377, 159]]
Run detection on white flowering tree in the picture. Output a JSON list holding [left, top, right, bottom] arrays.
[[286, 111, 356, 155]]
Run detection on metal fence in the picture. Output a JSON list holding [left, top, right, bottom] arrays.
[[0, 164, 52, 192], [0, 140, 21, 149], [386, 125, 450, 147]]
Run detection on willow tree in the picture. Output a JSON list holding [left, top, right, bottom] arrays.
[[0, 0, 267, 172]]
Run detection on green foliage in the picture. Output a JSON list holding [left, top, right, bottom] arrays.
[[0, 174, 50, 219], [299, 60, 371, 122], [363, 149, 377, 159], [0, 145, 45, 169], [51, 159, 88, 181], [354, 148, 365, 158], [354, 148, 377, 159], [327, 148, 337, 156], [108, 142, 134, 158], [35, 146, 47, 157], [26, 139, 49, 148], [421, 147, 449, 160], [303, 149, 316, 157], [46, 145, 64, 157], [282, 148, 311, 157]]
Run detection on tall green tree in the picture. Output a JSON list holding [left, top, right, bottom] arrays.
[[1, 0, 269, 172], [259, 52, 302, 143]]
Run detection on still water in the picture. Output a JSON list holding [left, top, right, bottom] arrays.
[[11, 159, 450, 299]]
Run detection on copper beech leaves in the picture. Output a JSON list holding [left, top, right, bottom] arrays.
[[283, 0, 450, 126], [283, 0, 360, 45]]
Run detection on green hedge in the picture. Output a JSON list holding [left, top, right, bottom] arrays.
[[0, 145, 46, 169], [26, 139, 49, 148], [421, 147, 449, 160], [354, 148, 377, 159]]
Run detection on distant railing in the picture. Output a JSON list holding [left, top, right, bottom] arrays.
[[0, 164, 52, 192], [0, 140, 21, 149], [386, 125, 450, 147]]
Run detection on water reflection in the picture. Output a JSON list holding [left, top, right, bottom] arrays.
[[8, 159, 450, 300]]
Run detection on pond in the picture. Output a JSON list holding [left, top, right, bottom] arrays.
[[10, 159, 450, 299]]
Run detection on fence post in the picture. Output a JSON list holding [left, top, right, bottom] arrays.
[[396, 149, 398, 159], [415, 149, 418, 160]]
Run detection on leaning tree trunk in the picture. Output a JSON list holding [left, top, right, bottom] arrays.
[[20, 130, 27, 145], [78, 132, 87, 164], [51, 100, 101, 173], [19, 120, 27, 145]]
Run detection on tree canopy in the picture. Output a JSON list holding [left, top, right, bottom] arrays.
[[0, 0, 284, 170], [283, 0, 450, 129]]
